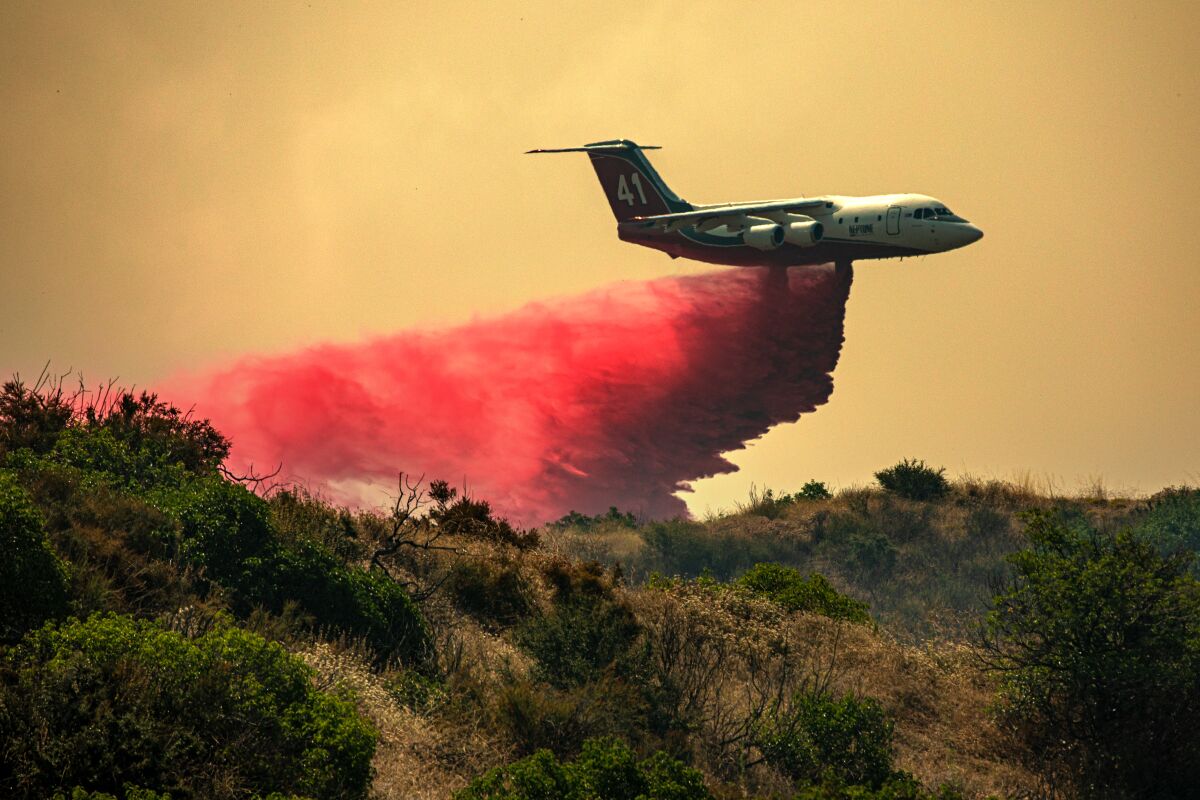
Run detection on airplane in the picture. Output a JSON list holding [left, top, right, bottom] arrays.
[[528, 139, 983, 269]]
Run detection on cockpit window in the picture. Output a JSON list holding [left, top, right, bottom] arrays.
[[932, 206, 970, 223], [914, 208, 924, 219]]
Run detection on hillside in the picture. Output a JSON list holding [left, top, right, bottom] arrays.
[[2, 378, 1198, 800]]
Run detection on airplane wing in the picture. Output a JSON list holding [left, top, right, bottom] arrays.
[[629, 198, 828, 226]]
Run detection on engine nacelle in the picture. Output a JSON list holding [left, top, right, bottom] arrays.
[[782, 216, 824, 247], [742, 219, 785, 251]]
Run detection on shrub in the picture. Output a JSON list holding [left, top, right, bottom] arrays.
[[845, 530, 898, 584], [516, 597, 642, 689], [0, 470, 69, 641], [454, 736, 711, 800], [789, 776, 967, 800], [1136, 485, 1200, 557], [153, 476, 430, 665], [448, 555, 535, 628], [0, 376, 73, 458], [386, 668, 447, 712], [798, 480, 833, 501], [150, 476, 275, 590], [270, 487, 365, 564], [5, 389, 228, 492], [0, 613, 376, 799], [272, 538, 431, 664], [43, 483, 197, 618], [754, 691, 897, 789], [874, 460, 949, 502], [740, 486, 797, 519], [430, 480, 539, 549], [983, 511, 1200, 798], [51, 788, 176, 800], [82, 390, 228, 477], [541, 558, 615, 603], [735, 563, 870, 624], [490, 677, 653, 758], [548, 507, 638, 531]]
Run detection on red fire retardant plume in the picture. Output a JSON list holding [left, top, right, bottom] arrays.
[[164, 265, 853, 526]]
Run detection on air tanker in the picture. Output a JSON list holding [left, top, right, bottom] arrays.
[[529, 139, 983, 268]]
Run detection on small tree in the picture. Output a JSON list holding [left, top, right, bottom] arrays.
[[982, 512, 1200, 798], [874, 459, 949, 502]]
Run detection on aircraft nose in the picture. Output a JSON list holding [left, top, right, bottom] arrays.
[[965, 224, 984, 244]]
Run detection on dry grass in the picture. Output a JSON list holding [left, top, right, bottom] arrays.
[[815, 619, 1036, 797], [299, 480, 1147, 798], [626, 580, 1038, 798], [297, 624, 521, 800]]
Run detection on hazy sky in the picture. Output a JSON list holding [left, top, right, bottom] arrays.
[[2, 1, 1198, 511]]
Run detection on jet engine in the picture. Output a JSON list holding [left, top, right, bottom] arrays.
[[742, 219, 785, 251], [782, 215, 824, 247]]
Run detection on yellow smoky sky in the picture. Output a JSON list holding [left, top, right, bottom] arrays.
[[2, 1, 1198, 511]]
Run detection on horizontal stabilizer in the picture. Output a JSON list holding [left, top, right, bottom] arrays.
[[526, 139, 662, 154]]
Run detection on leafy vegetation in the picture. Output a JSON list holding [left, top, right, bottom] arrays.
[[0, 613, 375, 799], [453, 736, 711, 800], [754, 691, 897, 788], [736, 563, 871, 624], [983, 511, 1200, 798], [0, 470, 69, 641], [6, 375, 1200, 799], [874, 460, 950, 502], [549, 506, 639, 531]]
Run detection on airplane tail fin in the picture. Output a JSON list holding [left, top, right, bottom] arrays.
[[527, 139, 692, 222]]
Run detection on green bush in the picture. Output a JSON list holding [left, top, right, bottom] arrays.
[[845, 530, 898, 584], [798, 480, 833, 501], [735, 563, 870, 624], [548, 507, 638, 531], [0, 470, 69, 641], [51, 787, 175, 800], [5, 388, 229, 493], [1136, 486, 1200, 557], [83, 391, 228, 477], [983, 511, 1200, 798], [0, 376, 74, 458], [429, 480, 539, 549], [755, 691, 897, 789], [271, 538, 431, 664], [151, 476, 275, 589], [789, 776, 967, 799], [153, 476, 430, 665], [270, 487, 365, 564], [448, 555, 534, 628], [0, 613, 376, 799], [38, 483, 195, 618], [874, 460, 949, 502], [454, 736, 711, 800], [491, 677, 654, 758], [515, 598, 642, 689]]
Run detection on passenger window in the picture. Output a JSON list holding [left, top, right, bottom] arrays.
[[838, 217, 843, 224], [877, 215, 882, 221], [854, 217, 859, 223]]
